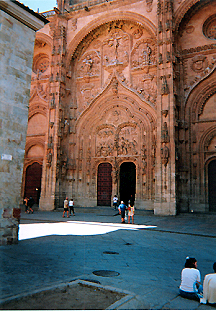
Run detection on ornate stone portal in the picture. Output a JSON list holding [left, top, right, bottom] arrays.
[[22, 0, 216, 215]]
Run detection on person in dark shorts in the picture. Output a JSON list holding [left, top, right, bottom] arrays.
[[113, 195, 118, 210], [28, 196, 34, 213], [62, 197, 69, 218], [118, 201, 127, 223], [69, 198, 75, 216]]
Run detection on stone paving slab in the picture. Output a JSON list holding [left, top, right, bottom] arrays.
[[1, 208, 216, 310]]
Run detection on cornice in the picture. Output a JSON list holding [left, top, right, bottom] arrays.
[[0, 0, 48, 31]]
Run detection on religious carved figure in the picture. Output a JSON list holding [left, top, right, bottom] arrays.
[[161, 145, 169, 166], [47, 151, 52, 166], [77, 52, 100, 78], [161, 122, 170, 143], [103, 29, 129, 70], [131, 40, 156, 69], [63, 118, 70, 136], [48, 136, 53, 149], [61, 161, 67, 177], [161, 76, 169, 95]]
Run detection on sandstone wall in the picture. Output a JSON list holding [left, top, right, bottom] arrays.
[[0, 2, 47, 244]]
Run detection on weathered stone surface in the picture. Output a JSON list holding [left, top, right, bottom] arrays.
[[0, 2, 47, 245]]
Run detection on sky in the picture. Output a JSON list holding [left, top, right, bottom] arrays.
[[21, 0, 57, 13]]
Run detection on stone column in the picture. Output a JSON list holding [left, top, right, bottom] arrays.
[[154, 0, 176, 215]]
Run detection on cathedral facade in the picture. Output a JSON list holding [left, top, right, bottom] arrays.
[[22, 0, 216, 215]]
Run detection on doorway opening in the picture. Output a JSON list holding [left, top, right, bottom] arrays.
[[208, 159, 216, 211], [120, 162, 136, 205], [97, 163, 112, 206], [24, 162, 42, 204]]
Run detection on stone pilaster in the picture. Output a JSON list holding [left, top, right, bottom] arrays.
[[40, 16, 67, 210], [154, 0, 176, 215]]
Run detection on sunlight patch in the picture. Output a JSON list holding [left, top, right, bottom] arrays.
[[18, 221, 157, 240]]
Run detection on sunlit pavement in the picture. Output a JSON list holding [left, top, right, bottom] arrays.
[[1, 208, 216, 310], [19, 221, 157, 240]]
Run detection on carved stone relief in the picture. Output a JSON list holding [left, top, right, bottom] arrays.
[[146, 0, 153, 12], [117, 126, 138, 156], [161, 122, 170, 143], [102, 107, 132, 126], [102, 29, 130, 72], [30, 82, 49, 102], [96, 128, 115, 157], [76, 82, 101, 114], [203, 14, 216, 40], [161, 144, 169, 167], [131, 39, 156, 70], [95, 123, 139, 157], [33, 54, 50, 74], [183, 53, 216, 94], [190, 55, 208, 73], [76, 51, 100, 79], [132, 73, 157, 104]]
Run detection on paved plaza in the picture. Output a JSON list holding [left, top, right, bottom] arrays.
[[1, 206, 216, 310]]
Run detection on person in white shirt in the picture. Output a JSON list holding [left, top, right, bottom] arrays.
[[179, 257, 203, 301], [69, 199, 75, 216], [62, 197, 69, 218], [200, 262, 216, 305], [113, 195, 118, 210]]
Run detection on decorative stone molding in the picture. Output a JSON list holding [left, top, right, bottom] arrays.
[[28, 103, 47, 118], [203, 14, 216, 40], [146, 0, 153, 12], [0, 0, 48, 31], [190, 55, 208, 73], [33, 53, 50, 74]]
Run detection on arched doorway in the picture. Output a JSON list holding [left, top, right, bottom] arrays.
[[208, 159, 216, 211], [120, 162, 136, 205], [24, 162, 42, 204], [97, 163, 112, 206]]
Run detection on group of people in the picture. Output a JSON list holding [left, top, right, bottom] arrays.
[[62, 197, 75, 218], [113, 195, 135, 224], [179, 256, 216, 305], [24, 196, 34, 214]]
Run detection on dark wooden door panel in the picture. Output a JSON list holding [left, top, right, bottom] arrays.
[[97, 163, 112, 206]]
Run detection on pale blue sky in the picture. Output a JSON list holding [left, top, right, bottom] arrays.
[[21, 0, 57, 12]]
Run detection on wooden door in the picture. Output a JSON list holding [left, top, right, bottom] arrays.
[[24, 162, 42, 204], [97, 163, 112, 206]]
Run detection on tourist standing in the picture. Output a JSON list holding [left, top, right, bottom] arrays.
[[28, 196, 34, 213], [24, 197, 28, 213], [128, 203, 135, 224], [62, 197, 69, 218], [113, 195, 118, 210], [69, 198, 75, 216], [118, 201, 127, 223]]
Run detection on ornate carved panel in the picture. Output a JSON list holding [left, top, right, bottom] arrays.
[[131, 39, 156, 70], [203, 14, 216, 40], [33, 53, 50, 74], [102, 29, 130, 73], [117, 125, 138, 156], [76, 51, 100, 78], [96, 127, 115, 157]]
